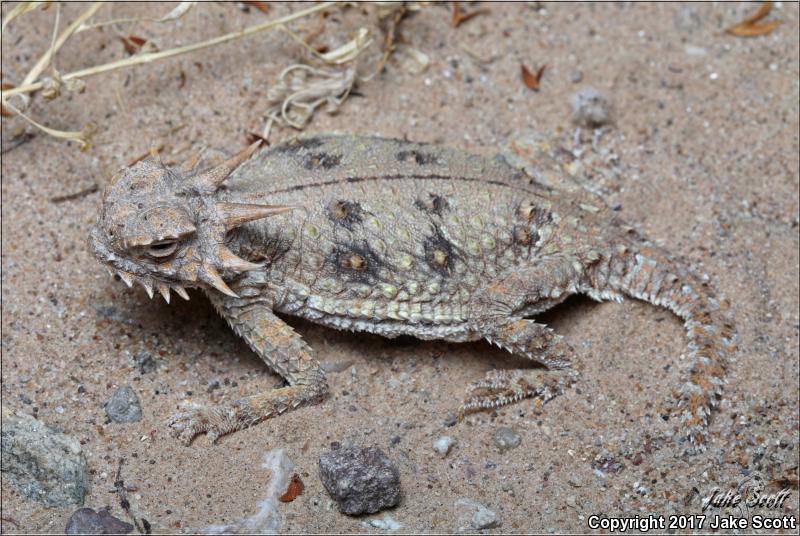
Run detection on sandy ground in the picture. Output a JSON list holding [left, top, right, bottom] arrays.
[[1, 2, 798, 533]]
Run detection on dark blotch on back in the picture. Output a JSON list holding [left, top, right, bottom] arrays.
[[415, 193, 449, 216], [303, 152, 341, 170], [329, 241, 384, 284], [422, 225, 460, 276], [270, 136, 325, 155], [396, 150, 438, 166], [328, 199, 364, 230]]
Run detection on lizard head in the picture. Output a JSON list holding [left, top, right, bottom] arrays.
[[89, 142, 293, 302]]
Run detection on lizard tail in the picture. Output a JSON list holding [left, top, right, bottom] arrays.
[[586, 243, 737, 451]]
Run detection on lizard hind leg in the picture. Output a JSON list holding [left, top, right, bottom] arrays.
[[459, 319, 578, 418]]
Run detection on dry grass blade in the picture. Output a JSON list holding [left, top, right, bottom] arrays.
[[726, 1, 781, 37], [282, 26, 372, 65], [156, 1, 196, 22], [521, 63, 545, 91], [2, 99, 93, 150], [451, 1, 488, 28], [5, 2, 104, 111], [1, 1, 50, 35], [1, 1, 340, 101]]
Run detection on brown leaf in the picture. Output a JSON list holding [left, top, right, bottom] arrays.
[[243, 1, 270, 14], [1, 82, 14, 117], [246, 131, 270, 145], [743, 1, 772, 24], [279, 474, 304, 502], [521, 63, 546, 91], [452, 1, 488, 28], [726, 2, 781, 37], [120, 35, 148, 55], [726, 19, 780, 37]]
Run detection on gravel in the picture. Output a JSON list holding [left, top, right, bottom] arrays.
[[454, 498, 500, 531], [104, 386, 142, 423], [319, 444, 401, 515], [65, 508, 133, 535], [1, 413, 88, 507]]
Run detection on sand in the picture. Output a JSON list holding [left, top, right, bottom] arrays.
[[1, 2, 798, 533]]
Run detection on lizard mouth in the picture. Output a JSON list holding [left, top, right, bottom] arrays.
[[89, 226, 190, 304], [108, 267, 191, 303]]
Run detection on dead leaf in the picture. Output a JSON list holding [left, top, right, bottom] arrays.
[[1, 82, 14, 117], [727, 19, 780, 37], [246, 131, 270, 145], [521, 63, 546, 91], [120, 35, 148, 55], [743, 1, 772, 24], [726, 2, 781, 37], [243, 1, 270, 13], [279, 474, 304, 502], [452, 1, 488, 28]]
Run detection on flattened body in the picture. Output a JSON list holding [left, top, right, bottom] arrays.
[[223, 135, 606, 338]]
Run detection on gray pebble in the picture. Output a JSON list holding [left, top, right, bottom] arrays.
[[319, 445, 401, 515], [0, 413, 88, 507], [65, 508, 133, 535], [494, 427, 521, 451], [133, 351, 157, 374], [570, 87, 612, 127], [454, 498, 499, 531], [570, 70, 583, 83], [105, 386, 142, 423]]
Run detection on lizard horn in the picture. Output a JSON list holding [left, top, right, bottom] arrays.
[[216, 244, 263, 272], [186, 141, 261, 193], [198, 263, 238, 298], [216, 202, 296, 230]]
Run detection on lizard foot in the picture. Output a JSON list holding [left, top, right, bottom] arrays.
[[169, 401, 244, 445], [169, 385, 324, 445], [458, 369, 577, 418]]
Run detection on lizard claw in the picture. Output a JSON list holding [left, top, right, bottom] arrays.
[[169, 402, 223, 445], [459, 369, 575, 416]]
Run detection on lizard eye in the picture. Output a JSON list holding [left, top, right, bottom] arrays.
[[146, 240, 178, 258]]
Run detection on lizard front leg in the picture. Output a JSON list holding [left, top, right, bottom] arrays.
[[170, 294, 327, 444]]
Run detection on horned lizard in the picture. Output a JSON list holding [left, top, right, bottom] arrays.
[[89, 133, 735, 450]]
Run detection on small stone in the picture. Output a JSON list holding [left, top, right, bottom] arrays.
[[493, 427, 521, 451], [442, 414, 458, 427], [319, 445, 401, 515], [433, 436, 455, 457], [1, 413, 88, 507], [364, 514, 403, 531], [570, 87, 612, 127], [568, 475, 583, 488], [133, 351, 157, 374], [569, 70, 583, 83], [454, 498, 499, 531], [105, 386, 142, 423], [65, 508, 133, 535]]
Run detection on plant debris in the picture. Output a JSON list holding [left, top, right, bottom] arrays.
[[242, 1, 270, 14], [264, 63, 358, 132], [521, 63, 546, 91], [451, 1, 489, 28], [279, 474, 305, 502], [50, 184, 99, 204], [726, 1, 781, 37], [120, 36, 149, 55]]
